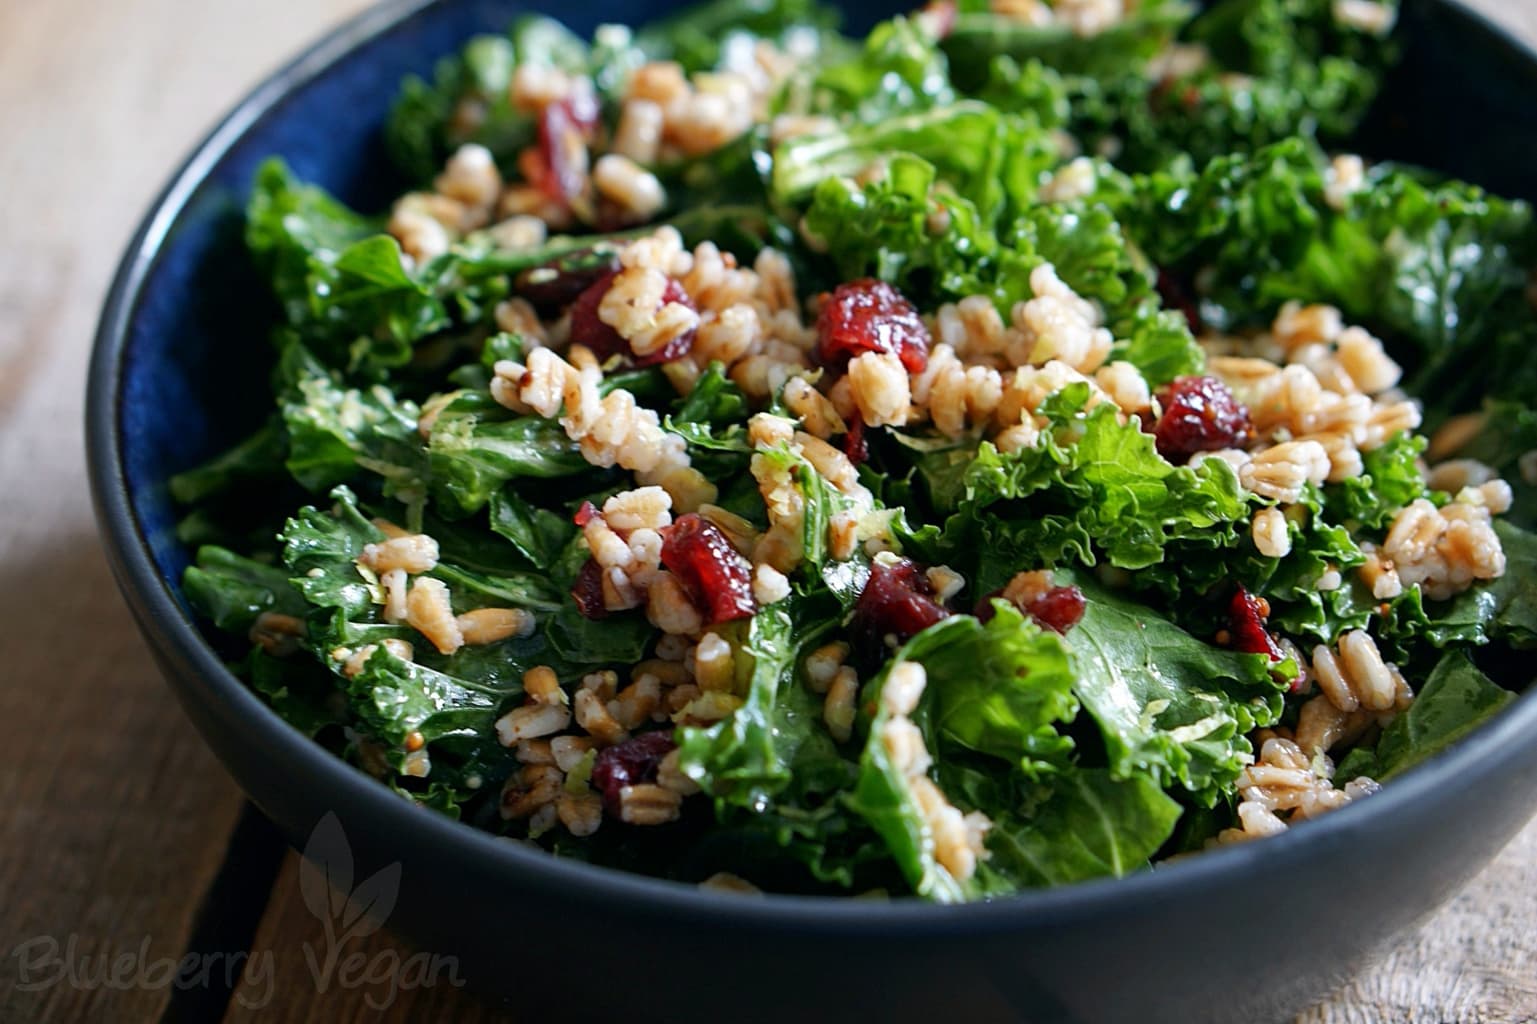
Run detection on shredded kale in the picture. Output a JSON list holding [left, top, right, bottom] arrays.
[[175, 0, 1536, 899]]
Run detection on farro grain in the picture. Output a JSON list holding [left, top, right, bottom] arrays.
[[609, 674, 662, 730], [388, 205, 452, 264], [1333, 0, 1396, 35], [698, 872, 761, 894], [406, 577, 463, 655], [1334, 326, 1400, 394], [1358, 544, 1404, 600], [612, 98, 665, 164], [675, 690, 741, 726], [496, 702, 573, 746], [804, 642, 849, 694], [456, 607, 536, 645], [380, 568, 409, 623], [1323, 154, 1367, 212], [925, 565, 965, 603], [370, 517, 411, 539], [574, 687, 628, 744], [592, 154, 667, 221], [550, 735, 594, 773], [1240, 440, 1331, 503], [1040, 157, 1098, 203], [751, 562, 791, 606], [514, 739, 555, 765], [556, 790, 604, 837], [693, 633, 735, 693], [847, 351, 912, 427], [618, 784, 683, 825], [882, 661, 927, 716], [1251, 507, 1292, 558], [434, 144, 501, 226], [645, 571, 704, 636], [782, 375, 845, 439], [823, 666, 859, 743], [1425, 459, 1496, 493], [401, 749, 432, 778], [500, 764, 564, 819], [656, 748, 701, 796]]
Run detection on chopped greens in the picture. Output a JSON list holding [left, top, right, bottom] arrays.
[[177, 0, 1535, 900]]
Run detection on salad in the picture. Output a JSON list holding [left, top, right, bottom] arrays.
[[175, 0, 1537, 901]]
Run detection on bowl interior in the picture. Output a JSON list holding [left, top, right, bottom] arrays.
[[95, 0, 1537, 916]]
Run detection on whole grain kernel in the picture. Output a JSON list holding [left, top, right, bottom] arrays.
[[495, 702, 572, 746], [406, 577, 463, 655], [823, 666, 859, 743], [618, 783, 683, 825], [456, 607, 537, 645]]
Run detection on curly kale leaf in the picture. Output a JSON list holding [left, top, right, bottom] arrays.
[[1065, 576, 1287, 803]]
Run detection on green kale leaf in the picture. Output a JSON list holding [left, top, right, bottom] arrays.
[[1338, 652, 1515, 781], [1066, 576, 1287, 802], [981, 769, 1181, 889], [893, 604, 1078, 774]]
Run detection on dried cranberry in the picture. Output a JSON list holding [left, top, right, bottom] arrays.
[[1026, 585, 1086, 634], [842, 415, 868, 466], [570, 557, 608, 620], [1153, 375, 1254, 461], [974, 588, 1006, 623], [660, 514, 756, 624], [573, 501, 599, 527], [1155, 269, 1202, 334], [853, 557, 950, 648], [515, 248, 621, 314], [973, 583, 1084, 633], [816, 279, 930, 374], [591, 731, 676, 816], [1227, 585, 1289, 669], [568, 271, 696, 367], [537, 98, 590, 205]]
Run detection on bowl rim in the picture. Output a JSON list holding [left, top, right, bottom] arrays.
[[87, 0, 1537, 932]]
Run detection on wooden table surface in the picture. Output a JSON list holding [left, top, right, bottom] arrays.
[[2, 1, 1535, 1021]]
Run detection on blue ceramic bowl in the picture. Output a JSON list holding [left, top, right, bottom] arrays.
[[88, 2, 1537, 1021]]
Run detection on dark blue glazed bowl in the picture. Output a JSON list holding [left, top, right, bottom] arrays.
[[87, 2, 1537, 1021]]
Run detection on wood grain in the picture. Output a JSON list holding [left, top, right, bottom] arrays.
[[0, 0, 1534, 1022], [0, 0, 366, 1021], [219, 854, 513, 1023]]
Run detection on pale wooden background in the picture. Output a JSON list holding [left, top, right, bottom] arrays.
[[0, 1, 1534, 1021]]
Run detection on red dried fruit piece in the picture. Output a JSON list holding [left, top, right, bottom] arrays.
[[973, 588, 1006, 623], [592, 731, 676, 816], [1153, 375, 1254, 460], [1026, 585, 1086, 634], [568, 271, 697, 367], [537, 97, 590, 205], [516, 247, 621, 313], [842, 414, 868, 466], [573, 501, 599, 527], [660, 513, 756, 624], [973, 583, 1085, 633], [567, 270, 622, 355], [570, 557, 608, 620], [1226, 585, 1295, 683], [853, 557, 949, 647], [817, 279, 930, 374]]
